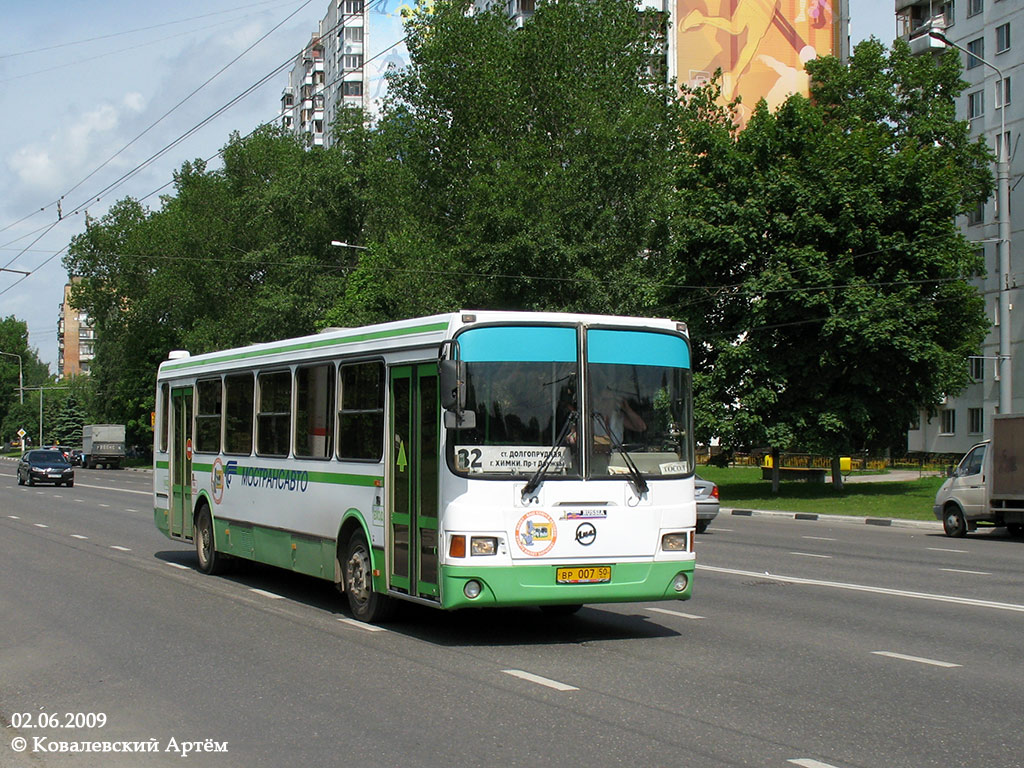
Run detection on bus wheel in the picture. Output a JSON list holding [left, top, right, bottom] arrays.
[[195, 505, 229, 575], [943, 506, 967, 538], [344, 532, 392, 623], [1007, 523, 1023, 537]]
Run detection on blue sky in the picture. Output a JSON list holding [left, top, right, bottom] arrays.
[[0, 0, 895, 371]]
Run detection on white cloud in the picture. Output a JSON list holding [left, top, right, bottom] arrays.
[[6, 97, 139, 194]]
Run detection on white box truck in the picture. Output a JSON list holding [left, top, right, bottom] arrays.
[[82, 424, 126, 469], [933, 414, 1024, 537]]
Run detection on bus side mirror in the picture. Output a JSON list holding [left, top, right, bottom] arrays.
[[439, 349, 476, 430], [439, 358, 462, 410]]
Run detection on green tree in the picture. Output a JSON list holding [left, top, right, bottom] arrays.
[[328, 0, 680, 325], [64, 126, 364, 449], [670, 40, 993, 486], [49, 394, 88, 446], [0, 316, 50, 442]]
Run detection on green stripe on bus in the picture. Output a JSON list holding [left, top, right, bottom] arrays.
[[161, 321, 450, 371], [174, 461, 382, 489]]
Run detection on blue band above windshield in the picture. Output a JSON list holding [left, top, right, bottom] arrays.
[[458, 326, 577, 363], [587, 329, 690, 368]]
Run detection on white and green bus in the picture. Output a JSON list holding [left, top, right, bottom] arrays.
[[154, 311, 696, 621]]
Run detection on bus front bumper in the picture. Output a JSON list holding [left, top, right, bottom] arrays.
[[439, 559, 694, 611]]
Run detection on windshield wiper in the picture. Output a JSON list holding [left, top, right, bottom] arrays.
[[521, 411, 577, 499], [594, 412, 649, 495]]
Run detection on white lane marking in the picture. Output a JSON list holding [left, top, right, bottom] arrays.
[[71, 534, 88, 540], [7, 515, 20, 519], [871, 651, 961, 668], [802, 536, 836, 541], [647, 607, 705, 620], [928, 547, 968, 553], [697, 564, 1024, 613], [109, 545, 131, 552], [940, 568, 992, 576], [74, 499, 84, 503], [502, 669, 578, 692], [165, 562, 190, 570], [125, 508, 138, 512], [74, 483, 150, 496], [790, 552, 833, 559], [789, 760, 844, 768], [53, 495, 63, 499], [99, 504, 111, 508], [337, 618, 387, 632], [710, 527, 733, 532], [249, 588, 284, 600], [33, 523, 49, 528]]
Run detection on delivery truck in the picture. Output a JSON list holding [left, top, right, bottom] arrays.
[[933, 414, 1024, 537], [82, 424, 126, 469]]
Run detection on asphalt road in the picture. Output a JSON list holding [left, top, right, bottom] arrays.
[[2, 466, 1023, 768]]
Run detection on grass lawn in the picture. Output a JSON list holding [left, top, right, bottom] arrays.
[[696, 465, 945, 522]]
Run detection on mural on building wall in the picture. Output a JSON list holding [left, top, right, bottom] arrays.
[[675, 0, 841, 127], [365, 0, 433, 118]]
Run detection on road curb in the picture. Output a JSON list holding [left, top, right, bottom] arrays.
[[725, 507, 941, 531]]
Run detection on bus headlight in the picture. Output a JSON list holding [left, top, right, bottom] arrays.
[[661, 533, 688, 551], [464, 580, 483, 599], [470, 537, 497, 555], [672, 572, 689, 593]]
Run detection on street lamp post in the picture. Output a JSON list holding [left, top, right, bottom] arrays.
[[330, 240, 369, 250], [0, 351, 24, 404], [929, 30, 1012, 414]]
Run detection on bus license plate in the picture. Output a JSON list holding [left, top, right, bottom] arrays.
[[556, 566, 611, 584]]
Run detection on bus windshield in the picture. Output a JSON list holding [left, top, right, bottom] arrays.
[[586, 329, 691, 479], [450, 325, 692, 479]]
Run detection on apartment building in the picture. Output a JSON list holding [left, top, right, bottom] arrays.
[[901, 0, 1022, 455], [57, 279, 94, 380], [280, 0, 406, 146]]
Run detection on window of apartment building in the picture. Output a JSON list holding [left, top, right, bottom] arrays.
[[343, 81, 363, 97], [968, 200, 984, 225], [940, 0, 954, 26], [344, 27, 363, 43], [344, 54, 363, 70], [996, 77, 1011, 108], [344, 0, 364, 13], [966, 0, 982, 17], [941, 408, 956, 435], [967, 37, 984, 69], [996, 23, 1010, 53], [968, 89, 984, 120], [970, 355, 984, 381], [969, 407, 984, 434]]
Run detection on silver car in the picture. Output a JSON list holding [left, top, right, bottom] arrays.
[[695, 474, 719, 533]]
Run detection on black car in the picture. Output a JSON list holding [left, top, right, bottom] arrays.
[[17, 450, 75, 487]]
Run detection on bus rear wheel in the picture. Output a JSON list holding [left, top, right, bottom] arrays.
[[195, 505, 229, 574], [343, 532, 392, 623]]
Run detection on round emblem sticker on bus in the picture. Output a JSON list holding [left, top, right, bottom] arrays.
[[211, 458, 225, 505], [514, 511, 557, 557]]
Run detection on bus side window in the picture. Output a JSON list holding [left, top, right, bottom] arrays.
[[338, 361, 384, 461], [225, 373, 254, 455], [296, 363, 335, 459], [195, 378, 223, 454], [257, 370, 292, 457]]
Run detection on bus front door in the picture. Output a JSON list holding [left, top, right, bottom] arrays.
[[170, 387, 194, 540], [389, 364, 440, 602]]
